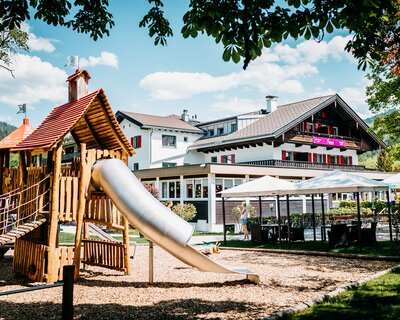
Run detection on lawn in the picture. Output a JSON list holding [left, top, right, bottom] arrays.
[[222, 239, 400, 258], [288, 268, 400, 320]]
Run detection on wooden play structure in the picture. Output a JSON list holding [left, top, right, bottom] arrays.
[[0, 70, 135, 283]]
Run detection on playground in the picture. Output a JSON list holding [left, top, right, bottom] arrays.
[[0, 245, 397, 319]]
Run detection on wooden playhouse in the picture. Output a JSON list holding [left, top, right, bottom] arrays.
[[0, 70, 135, 283]]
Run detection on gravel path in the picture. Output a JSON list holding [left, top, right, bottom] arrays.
[[0, 245, 397, 320]]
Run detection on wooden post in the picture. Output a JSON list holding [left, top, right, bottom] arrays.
[[73, 143, 87, 281], [62, 265, 74, 320], [122, 216, 131, 275], [47, 141, 63, 283]]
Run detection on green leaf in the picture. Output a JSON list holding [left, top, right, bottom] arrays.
[[326, 21, 333, 33], [222, 47, 231, 62]]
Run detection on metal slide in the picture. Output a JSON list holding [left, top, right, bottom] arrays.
[[91, 158, 259, 283]]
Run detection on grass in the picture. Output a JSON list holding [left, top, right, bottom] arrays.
[[288, 268, 400, 320], [222, 239, 400, 257]]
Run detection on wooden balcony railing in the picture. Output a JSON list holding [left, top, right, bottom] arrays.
[[238, 159, 377, 172]]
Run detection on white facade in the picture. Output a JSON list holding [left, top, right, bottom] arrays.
[[119, 118, 203, 170]]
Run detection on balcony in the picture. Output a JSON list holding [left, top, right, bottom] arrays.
[[238, 159, 376, 172], [288, 131, 362, 150]]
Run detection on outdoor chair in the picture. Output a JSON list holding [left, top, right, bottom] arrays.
[[289, 226, 305, 242], [360, 221, 377, 246], [348, 220, 359, 242], [279, 225, 289, 241], [328, 223, 349, 248]]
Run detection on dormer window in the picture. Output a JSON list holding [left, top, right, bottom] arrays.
[[208, 129, 214, 136], [217, 127, 224, 135]]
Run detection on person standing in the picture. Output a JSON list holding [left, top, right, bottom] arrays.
[[390, 190, 397, 207], [240, 201, 249, 240]]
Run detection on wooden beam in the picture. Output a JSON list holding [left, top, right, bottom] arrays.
[[84, 114, 104, 149], [47, 141, 63, 283], [73, 143, 87, 281]]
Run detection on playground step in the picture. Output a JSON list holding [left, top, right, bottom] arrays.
[[0, 218, 47, 247]]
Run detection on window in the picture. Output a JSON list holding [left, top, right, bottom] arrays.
[[183, 136, 188, 142], [162, 135, 176, 147], [161, 180, 180, 199], [133, 163, 139, 170], [333, 127, 339, 136], [231, 123, 237, 132], [220, 154, 235, 163], [217, 127, 224, 135], [208, 129, 214, 136], [211, 156, 217, 163], [215, 178, 238, 197], [131, 135, 142, 148], [162, 162, 177, 167], [186, 179, 208, 199]]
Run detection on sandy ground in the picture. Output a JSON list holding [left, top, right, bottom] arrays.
[[0, 245, 398, 320]]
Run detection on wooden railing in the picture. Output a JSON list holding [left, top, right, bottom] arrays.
[[85, 192, 124, 228], [238, 159, 376, 172], [58, 176, 79, 222], [56, 246, 75, 281], [82, 239, 126, 272]]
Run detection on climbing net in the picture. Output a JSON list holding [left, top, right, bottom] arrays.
[[0, 175, 50, 235]]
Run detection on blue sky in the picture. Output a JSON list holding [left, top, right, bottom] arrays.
[[0, 1, 371, 128]]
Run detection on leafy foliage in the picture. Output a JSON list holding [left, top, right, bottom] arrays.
[[0, 27, 29, 75], [171, 203, 197, 221], [376, 149, 393, 172], [0, 0, 396, 70]]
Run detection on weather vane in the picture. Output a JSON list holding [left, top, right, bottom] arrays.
[[17, 103, 27, 118]]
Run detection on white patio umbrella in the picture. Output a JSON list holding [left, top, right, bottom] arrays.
[[219, 175, 297, 198], [383, 173, 400, 188]]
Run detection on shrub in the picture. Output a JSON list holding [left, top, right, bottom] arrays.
[[172, 203, 197, 221], [339, 200, 356, 208]]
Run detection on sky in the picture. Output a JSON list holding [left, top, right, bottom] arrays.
[[0, 1, 372, 129]]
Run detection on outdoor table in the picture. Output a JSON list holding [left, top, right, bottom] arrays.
[[321, 223, 358, 242]]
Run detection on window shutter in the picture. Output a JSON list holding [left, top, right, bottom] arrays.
[[315, 123, 319, 132], [130, 137, 134, 147], [349, 156, 353, 165], [282, 150, 286, 160], [137, 135, 142, 148], [327, 155, 331, 164], [313, 153, 317, 163], [221, 155, 226, 163], [231, 154, 235, 163], [308, 153, 311, 162], [323, 154, 326, 163]]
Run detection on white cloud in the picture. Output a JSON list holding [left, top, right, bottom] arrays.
[[0, 54, 67, 107], [21, 23, 56, 53], [140, 36, 355, 101], [210, 97, 263, 114], [80, 52, 119, 68]]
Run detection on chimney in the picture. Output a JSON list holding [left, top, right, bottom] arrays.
[[181, 109, 189, 122], [265, 95, 278, 113], [23, 118, 29, 125], [67, 69, 91, 102]]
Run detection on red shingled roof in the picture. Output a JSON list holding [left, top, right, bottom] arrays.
[[12, 89, 134, 156], [0, 118, 35, 150]]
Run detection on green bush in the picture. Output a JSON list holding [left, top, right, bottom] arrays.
[[339, 200, 356, 208], [172, 203, 197, 221]]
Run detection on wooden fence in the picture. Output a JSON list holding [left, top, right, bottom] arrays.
[[56, 246, 75, 281], [58, 176, 79, 222], [82, 239, 126, 272], [13, 239, 47, 282], [85, 192, 124, 229]]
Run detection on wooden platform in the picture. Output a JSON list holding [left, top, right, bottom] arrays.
[[0, 218, 47, 246]]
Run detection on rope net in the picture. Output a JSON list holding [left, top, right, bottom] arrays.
[[0, 175, 50, 235]]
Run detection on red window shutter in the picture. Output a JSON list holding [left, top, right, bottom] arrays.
[[315, 123, 319, 132], [308, 153, 311, 162], [221, 155, 226, 163], [313, 153, 317, 163], [327, 155, 331, 164], [349, 156, 353, 165], [306, 123, 310, 132], [341, 156, 344, 164], [323, 154, 326, 163], [321, 111, 326, 118], [137, 135, 142, 148], [328, 125, 333, 135], [130, 137, 134, 147], [231, 154, 235, 163], [282, 150, 286, 160]]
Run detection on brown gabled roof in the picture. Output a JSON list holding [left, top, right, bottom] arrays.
[[0, 118, 35, 150], [117, 111, 204, 133], [13, 89, 135, 156], [190, 95, 334, 149]]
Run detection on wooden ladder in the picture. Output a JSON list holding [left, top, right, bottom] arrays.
[[0, 218, 47, 247]]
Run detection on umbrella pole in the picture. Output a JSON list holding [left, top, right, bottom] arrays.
[[311, 194, 316, 241], [386, 190, 393, 242], [222, 197, 227, 246], [277, 195, 281, 244], [357, 192, 362, 250], [258, 196, 262, 224], [320, 193, 325, 241], [286, 194, 291, 243]]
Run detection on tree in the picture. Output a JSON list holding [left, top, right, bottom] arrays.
[[0, 27, 29, 76], [376, 149, 393, 172], [0, 0, 396, 70]]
